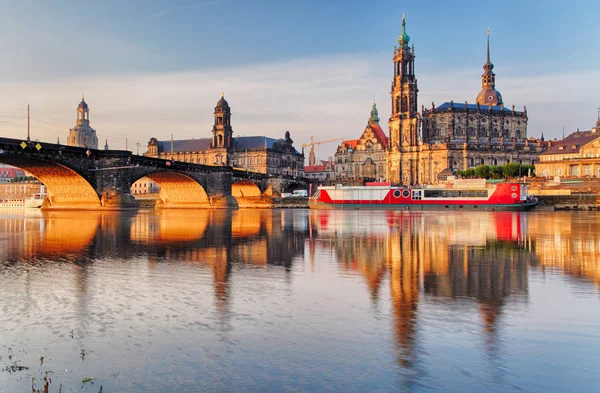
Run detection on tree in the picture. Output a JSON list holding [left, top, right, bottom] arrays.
[[474, 164, 491, 179], [491, 165, 505, 179], [503, 162, 521, 179]]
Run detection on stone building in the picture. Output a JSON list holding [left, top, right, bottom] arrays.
[[535, 117, 600, 178], [67, 96, 99, 149], [131, 178, 160, 195], [334, 103, 388, 183], [385, 20, 546, 185], [304, 159, 335, 183], [144, 95, 304, 176]]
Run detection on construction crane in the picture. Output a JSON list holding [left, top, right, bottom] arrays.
[[301, 137, 345, 166]]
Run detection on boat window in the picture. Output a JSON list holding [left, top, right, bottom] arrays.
[[424, 190, 488, 198]]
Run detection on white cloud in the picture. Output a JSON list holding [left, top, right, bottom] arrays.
[[0, 53, 598, 160]]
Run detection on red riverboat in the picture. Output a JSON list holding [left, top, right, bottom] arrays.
[[308, 180, 539, 211]]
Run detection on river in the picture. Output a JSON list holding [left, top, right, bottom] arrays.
[[0, 209, 599, 392]]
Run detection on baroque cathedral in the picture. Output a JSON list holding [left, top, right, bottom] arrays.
[[67, 96, 99, 150], [386, 17, 546, 185], [144, 94, 305, 176]]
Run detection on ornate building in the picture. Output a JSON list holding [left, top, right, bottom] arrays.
[[535, 116, 600, 178], [67, 96, 98, 149], [386, 21, 546, 185], [334, 103, 388, 183], [144, 95, 304, 176], [304, 159, 335, 183]]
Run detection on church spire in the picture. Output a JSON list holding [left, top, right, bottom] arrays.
[[398, 14, 410, 46], [476, 28, 503, 106], [370, 102, 380, 124], [486, 27, 491, 66]]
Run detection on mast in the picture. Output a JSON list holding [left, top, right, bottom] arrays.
[[27, 104, 30, 141]]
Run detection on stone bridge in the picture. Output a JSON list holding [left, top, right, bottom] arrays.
[[0, 137, 308, 209]]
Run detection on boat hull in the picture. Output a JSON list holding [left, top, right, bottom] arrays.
[[309, 182, 539, 211], [308, 200, 540, 211]]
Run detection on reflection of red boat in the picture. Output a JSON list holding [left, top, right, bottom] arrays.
[[309, 180, 539, 211]]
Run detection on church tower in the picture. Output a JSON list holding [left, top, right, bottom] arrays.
[[211, 93, 233, 149], [386, 15, 420, 185], [67, 96, 99, 149], [475, 29, 503, 106], [389, 15, 419, 148]]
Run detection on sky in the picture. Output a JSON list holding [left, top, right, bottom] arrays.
[[0, 0, 599, 161]]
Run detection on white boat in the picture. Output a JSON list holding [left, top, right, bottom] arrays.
[[24, 193, 45, 208]]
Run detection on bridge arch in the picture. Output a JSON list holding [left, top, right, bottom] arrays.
[[134, 172, 210, 208], [231, 180, 262, 198], [0, 156, 101, 208]]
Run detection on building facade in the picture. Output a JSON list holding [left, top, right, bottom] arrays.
[[385, 20, 546, 186], [535, 118, 600, 178], [144, 95, 304, 176], [67, 96, 99, 149], [334, 103, 388, 183], [131, 178, 160, 195], [0, 167, 26, 183], [304, 159, 335, 183]]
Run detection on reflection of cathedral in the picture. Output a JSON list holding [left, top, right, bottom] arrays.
[[144, 95, 305, 176], [385, 18, 546, 185]]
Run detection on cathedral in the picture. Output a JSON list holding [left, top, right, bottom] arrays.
[[144, 94, 305, 176], [67, 96, 99, 149], [386, 17, 546, 185]]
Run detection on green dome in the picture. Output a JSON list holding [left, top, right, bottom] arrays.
[[398, 15, 410, 45]]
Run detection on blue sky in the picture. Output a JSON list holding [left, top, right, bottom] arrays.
[[0, 0, 598, 159]]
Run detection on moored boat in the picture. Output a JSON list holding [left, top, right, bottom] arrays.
[[308, 179, 539, 211], [24, 193, 45, 208]]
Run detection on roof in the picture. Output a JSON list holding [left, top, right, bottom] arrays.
[[215, 95, 229, 109], [341, 140, 358, 150], [158, 138, 211, 153], [158, 136, 301, 154], [369, 123, 388, 148], [544, 130, 600, 155], [433, 102, 517, 113], [304, 164, 334, 172]]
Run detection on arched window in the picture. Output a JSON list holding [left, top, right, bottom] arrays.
[[401, 96, 408, 113]]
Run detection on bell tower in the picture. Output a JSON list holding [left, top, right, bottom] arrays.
[[389, 15, 419, 148], [211, 93, 233, 149], [476, 29, 503, 106]]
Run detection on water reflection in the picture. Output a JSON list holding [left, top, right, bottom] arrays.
[[1, 209, 600, 392]]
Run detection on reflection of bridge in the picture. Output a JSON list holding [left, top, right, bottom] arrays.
[[0, 137, 307, 209]]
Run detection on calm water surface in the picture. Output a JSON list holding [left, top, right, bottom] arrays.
[[0, 209, 599, 392]]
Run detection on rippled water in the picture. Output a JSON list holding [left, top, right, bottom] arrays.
[[0, 209, 599, 392]]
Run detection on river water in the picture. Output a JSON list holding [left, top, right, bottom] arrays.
[[0, 209, 599, 393]]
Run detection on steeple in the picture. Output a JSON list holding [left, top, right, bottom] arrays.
[[476, 28, 503, 107], [212, 93, 233, 149], [398, 14, 410, 47], [104, 139, 109, 150], [389, 13, 419, 149], [370, 102, 380, 124]]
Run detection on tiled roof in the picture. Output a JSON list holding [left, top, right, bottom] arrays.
[[157, 136, 301, 154], [341, 140, 358, 149], [369, 123, 388, 148], [434, 102, 517, 113], [304, 164, 334, 172], [158, 138, 211, 153], [544, 130, 600, 155]]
